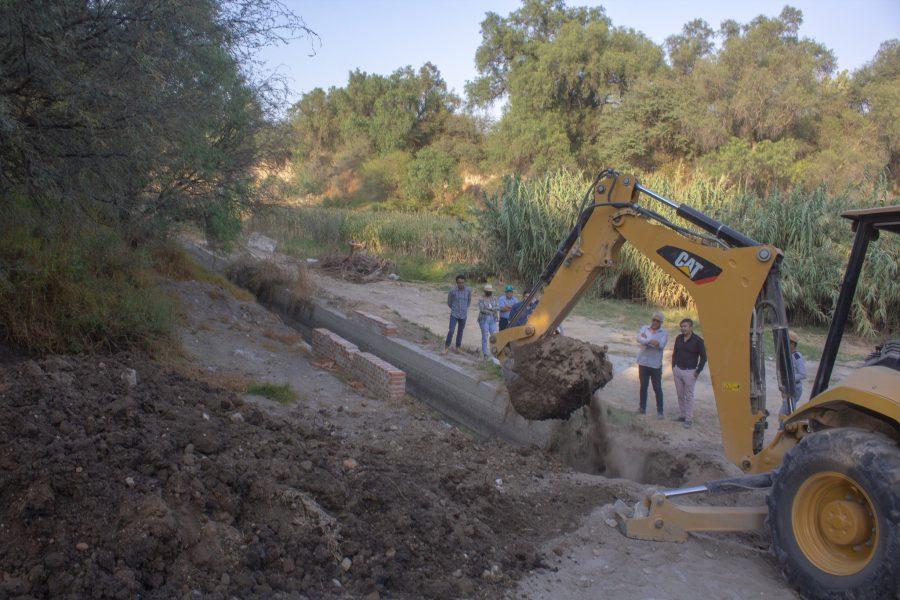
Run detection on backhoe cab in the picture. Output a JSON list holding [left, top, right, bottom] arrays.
[[492, 171, 899, 599]]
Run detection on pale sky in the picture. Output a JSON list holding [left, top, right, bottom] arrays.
[[258, 0, 899, 110]]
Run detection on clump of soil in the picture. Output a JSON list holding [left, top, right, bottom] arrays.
[[547, 397, 611, 472], [320, 251, 392, 283], [507, 335, 613, 420], [0, 351, 604, 598]]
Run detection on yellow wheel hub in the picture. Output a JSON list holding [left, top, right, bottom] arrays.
[[792, 471, 878, 576]]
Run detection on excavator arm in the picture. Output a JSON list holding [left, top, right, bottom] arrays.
[[491, 170, 797, 472]]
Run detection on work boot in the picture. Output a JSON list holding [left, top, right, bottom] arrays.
[[452, 346, 461, 354], [441, 346, 449, 355], [683, 420, 693, 429]]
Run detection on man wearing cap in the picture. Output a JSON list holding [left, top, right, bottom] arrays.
[[477, 284, 499, 358], [780, 331, 807, 423], [671, 318, 706, 428], [497, 285, 518, 331], [636, 312, 668, 418]]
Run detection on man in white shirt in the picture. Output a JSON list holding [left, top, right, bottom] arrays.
[[636, 311, 668, 419]]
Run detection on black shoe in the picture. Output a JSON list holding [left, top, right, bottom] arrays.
[[672, 416, 685, 422]]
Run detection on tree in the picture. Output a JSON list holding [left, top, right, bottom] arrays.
[[665, 19, 714, 75], [0, 0, 313, 236], [466, 0, 608, 107], [472, 1, 664, 173], [852, 40, 900, 177]]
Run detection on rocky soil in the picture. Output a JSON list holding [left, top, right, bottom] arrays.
[[0, 348, 620, 599]]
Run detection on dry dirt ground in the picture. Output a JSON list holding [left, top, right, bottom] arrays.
[[168, 266, 797, 598], [0, 263, 799, 598]]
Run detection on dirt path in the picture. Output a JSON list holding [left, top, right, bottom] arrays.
[[167, 269, 796, 597]]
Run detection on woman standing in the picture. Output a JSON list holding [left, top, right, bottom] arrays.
[[477, 284, 499, 359]]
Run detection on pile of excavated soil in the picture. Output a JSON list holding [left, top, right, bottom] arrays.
[[0, 351, 616, 599], [507, 335, 613, 421]]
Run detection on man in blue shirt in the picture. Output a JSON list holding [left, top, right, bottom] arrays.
[[497, 285, 518, 331], [443, 274, 471, 354]]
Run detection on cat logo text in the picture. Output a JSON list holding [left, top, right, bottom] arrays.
[[656, 245, 723, 285]]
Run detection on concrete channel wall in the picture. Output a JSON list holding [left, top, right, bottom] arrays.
[[182, 242, 556, 446]]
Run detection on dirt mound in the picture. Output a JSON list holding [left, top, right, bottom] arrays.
[[507, 335, 613, 420], [320, 251, 392, 283], [0, 351, 609, 598]]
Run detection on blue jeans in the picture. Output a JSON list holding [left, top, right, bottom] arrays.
[[445, 315, 466, 349], [479, 315, 498, 357], [780, 382, 803, 417]]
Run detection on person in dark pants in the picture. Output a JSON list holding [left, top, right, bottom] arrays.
[[442, 274, 471, 354], [671, 318, 707, 428], [636, 311, 668, 418], [497, 285, 518, 330]]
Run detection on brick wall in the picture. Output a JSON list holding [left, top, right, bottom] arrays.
[[311, 327, 405, 401], [350, 352, 406, 402], [352, 310, 398, 336], [311, 328, 359, 370]]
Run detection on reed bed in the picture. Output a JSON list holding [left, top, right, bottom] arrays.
[[478, 170, 898, 335], [249, 206, 486, 265]]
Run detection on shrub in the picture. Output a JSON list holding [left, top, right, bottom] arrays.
[[0, 201, 175, 354], [403, 148, 462, 206]]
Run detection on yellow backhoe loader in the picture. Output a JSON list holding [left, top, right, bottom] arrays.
[[491, 169, 899, 599]]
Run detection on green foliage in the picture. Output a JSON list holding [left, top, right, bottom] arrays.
[[285, 62, 470, 207], [468, 2, 899, 192], [0, 0, 310, 353], [245, 382, 298, 404], [0, 0, 299, 226], [249, 206, 485, 267], [404, 149, 462, 206], [0, 200, 175, 354]]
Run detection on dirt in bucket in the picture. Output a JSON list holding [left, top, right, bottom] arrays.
[[506, 335, 613, 421]]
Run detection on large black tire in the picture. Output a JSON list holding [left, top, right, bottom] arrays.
[[767, 428, 900, 599]]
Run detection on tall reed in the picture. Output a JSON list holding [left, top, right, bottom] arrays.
[[477, 170, 898, 335]]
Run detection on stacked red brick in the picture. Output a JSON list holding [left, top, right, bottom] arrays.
[[352, 310, 398, 336], [351, 352, 406, 402], [311, 328, 405, 401], [311, 328, 359, 369]]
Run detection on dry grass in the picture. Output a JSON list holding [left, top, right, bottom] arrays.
[[152, 241, 255, 302], [226, 257, 316, 304], [263, 329, 302, 346]]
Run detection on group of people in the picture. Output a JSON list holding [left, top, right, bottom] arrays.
[[635, 312, 806, 429], [441, 274, 520, 358], [441, 276, 808, 428]]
